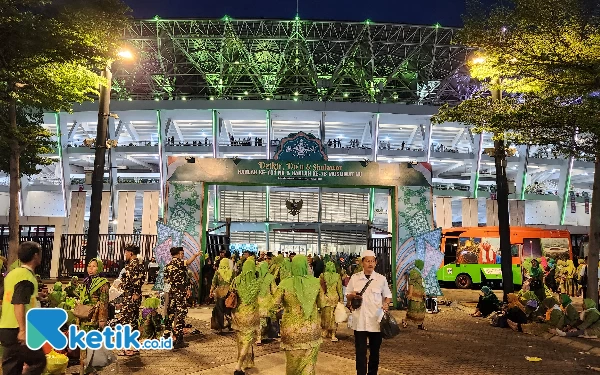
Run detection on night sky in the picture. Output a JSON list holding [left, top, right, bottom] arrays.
[[123, 0, 467, 27]]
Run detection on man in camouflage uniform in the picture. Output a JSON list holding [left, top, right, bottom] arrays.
[[118, 244, 145, 338], [164, 246, 201, 349]]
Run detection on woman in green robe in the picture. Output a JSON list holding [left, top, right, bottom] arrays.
[[230, 259, 260, 375], [273, 255, 323, 375], [559, 293, 580, 327], [553, 298, 600, 337], [49, 281, 66, 308], [280, 258, 293, 281], [256, 261, 277, 345], [319, 261, 343, 341], [80, 258, 111, 371], [210, 258, 233, 332], [403, 259, 426, 330]]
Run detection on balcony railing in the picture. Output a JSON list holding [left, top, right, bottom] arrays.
[[58, 234, 157, 278]]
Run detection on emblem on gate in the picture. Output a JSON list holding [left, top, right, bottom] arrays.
[[285, 199, 303, 216]]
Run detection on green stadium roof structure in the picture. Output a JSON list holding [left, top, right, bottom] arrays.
[[113, 18, 474, 104]]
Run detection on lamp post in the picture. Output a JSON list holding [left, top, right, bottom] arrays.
[[473, 55, 514, 300], [86, 50, 132, 266]]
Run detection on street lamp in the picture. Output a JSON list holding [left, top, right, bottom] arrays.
[[472, 54, 514, 299], [86, 49, 133, 266]]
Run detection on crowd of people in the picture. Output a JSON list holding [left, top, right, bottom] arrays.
[[0, 242, 396, 375], [206, 249, 391, 375], [471, 255, 600, 340]]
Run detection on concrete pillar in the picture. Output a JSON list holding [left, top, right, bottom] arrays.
[[509, 200, 526, 227], [435, 197, 453, 229], [462, 198, 479, 227], [68, 191, 86, 234], [141, 191, 159, 235], [486, 199, 499, 226], [116, 191, 136, 234], [99, 191, 111, 233], [469, 131, 484, 198]]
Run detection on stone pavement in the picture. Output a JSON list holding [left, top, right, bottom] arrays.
[[103, 299, 600, 375]]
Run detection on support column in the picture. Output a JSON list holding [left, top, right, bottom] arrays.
[[515, 145, 530, 200], [100, 191, 110, 233], [469, 131, 484, 198], [320, 111, 326, 143], [371, 114, 380, 161], [368, 188, 375, 222], [266, 110, 272, 159], [423, 122, 432, 162], [108, 119, 118, 222], [435, 197, 453, 228], [558, 156, 574, 225], [462, 198, 479, 227], [19, 177, 28, 216], [116, 191, 136, 234], [55, 113, 69, 216], [212, 110, 220, 223], [318, 187, 323, 255], [157, 110, 167, 219]]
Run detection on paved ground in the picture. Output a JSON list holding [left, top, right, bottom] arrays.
[[98, 288, 600, 375]]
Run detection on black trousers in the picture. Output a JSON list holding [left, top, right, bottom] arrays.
[[1, 341, 46, 375], [354, 330, 383, 375]]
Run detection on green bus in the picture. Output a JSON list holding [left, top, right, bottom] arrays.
[[436, 226, 573, 289]]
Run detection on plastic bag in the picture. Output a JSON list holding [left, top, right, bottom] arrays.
[[334, 302, 349, 323], [85, 347, 116, 368], [380, 312, 400, 339], [43, 350, 69, 375], [109, 286, 123, 302]]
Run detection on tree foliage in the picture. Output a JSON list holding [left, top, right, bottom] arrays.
[[0, 108, 54, 176]]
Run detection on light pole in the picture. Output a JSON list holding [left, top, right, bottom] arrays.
[[473, 55, 514, 300], [86, 50, 132, 266]]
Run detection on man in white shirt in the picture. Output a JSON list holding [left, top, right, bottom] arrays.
[[346, 250, 392, 375]]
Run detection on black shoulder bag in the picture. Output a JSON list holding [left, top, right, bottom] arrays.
[[350, 279, 373, 310]]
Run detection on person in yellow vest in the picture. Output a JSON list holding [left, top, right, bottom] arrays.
[[0, 241, 46, 375]]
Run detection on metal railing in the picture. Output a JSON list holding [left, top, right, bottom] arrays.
[[0, 225, 54, 279], [58, 234, 157, 278]]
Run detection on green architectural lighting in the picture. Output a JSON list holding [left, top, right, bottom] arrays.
[[112, 19, 471, 104], [559, 158, 574, 225]]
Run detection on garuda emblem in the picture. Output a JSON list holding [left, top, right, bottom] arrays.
[[285, 199, 303, 216]]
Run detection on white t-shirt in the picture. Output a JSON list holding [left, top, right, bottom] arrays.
[[346, 271, 393, 332]]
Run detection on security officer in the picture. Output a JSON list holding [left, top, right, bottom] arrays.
[[0, 242, 46, 375], [118, 244, 145, 336], [164, 246, 201, 349]]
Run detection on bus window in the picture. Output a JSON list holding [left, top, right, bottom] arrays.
[[444, 238, 458, 265]]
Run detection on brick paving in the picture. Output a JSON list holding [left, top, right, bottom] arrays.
[[98, 303, 600, 375]]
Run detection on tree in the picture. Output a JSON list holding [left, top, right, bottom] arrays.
[[0, 0, 130, 266], [434, 0, 600, 302]]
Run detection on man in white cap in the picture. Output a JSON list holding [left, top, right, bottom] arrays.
[[346, 250, 392, 375]]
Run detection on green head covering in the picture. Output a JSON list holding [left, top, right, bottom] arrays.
[[560, 293, 572, 307], [218, 258, 233, 282], [481, 286, 491, 296], [323, 261, 339, 288], [53, 282, 63, 292], [279, 255, 321, 319], [236, 259, 260, 305], [584, 298, 597, 310], [71, 276, 79, 283], [142, 297, 161, 309], [90, 258, 104, 273], [258, 262, 275, 297], [280, 258, 292, 280], [273, 254, 284, 265], [414, 259, 425, 271]]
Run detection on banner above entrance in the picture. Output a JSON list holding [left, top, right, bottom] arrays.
[[167, 157, 431, 188]]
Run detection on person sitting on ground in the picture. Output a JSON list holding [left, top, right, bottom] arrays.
[[506, 295, 538, 332], [559, 293, 579, 328], [552, 298, 600, 338], [472, 286, 500, 317]]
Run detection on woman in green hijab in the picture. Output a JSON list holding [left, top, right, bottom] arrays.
[[230, 259, 260, 375], [80, 258, 111, 371], [403, 259, 427, 330], [49, 282, 66, 308], [319, 261, 343, 342], [273, 255, 323, 375], [559, 293, 579, 327], [553, 298, 600, 338], [210, 258, 234, 332], [256, 261, 277, 345], [280, 257, 293, 281]]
